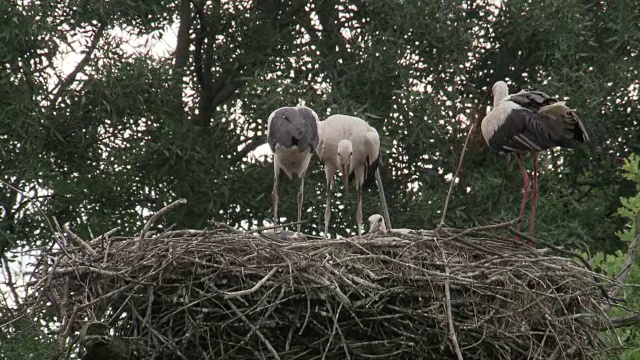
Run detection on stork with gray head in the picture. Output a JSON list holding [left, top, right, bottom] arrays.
[[267, 106, 320, 234], [316, 114, 382, 236], [481, 81, 589, 241]]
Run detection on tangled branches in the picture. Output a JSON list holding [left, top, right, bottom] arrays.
[[25, 205, 621, 360]]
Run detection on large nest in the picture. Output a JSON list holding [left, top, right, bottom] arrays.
[[27, 206, 618, 360]]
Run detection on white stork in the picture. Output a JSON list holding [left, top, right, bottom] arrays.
[[481, 81, 589, 239], [267, 106, 320, 233], [316, 114, 381, 236], [367, 214, 414, 235]]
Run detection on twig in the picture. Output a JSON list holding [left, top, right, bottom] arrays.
[[227, 300, 281, 360], [62, 282, 136, 336], [0, 313, 26, 329], [438, 124, 475, 229], [136, 198, 188, 250], [254, 220, 308, 233], [439, 243, 464, 360], [223, 267, 278, 299], [1, 256, 20, 306], [0, 179, 60, 245], [322, 301, 344, 360], [441, 220, 517, 241], [63, 226, 98, 257], [92, 227, 120, 243], [609, 313, 640, 328], [611, 212, 640, 297], [50, 23, 106, 107]]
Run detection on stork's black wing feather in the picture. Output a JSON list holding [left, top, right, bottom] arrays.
[[362, 153, 381, 188], [488, 109, 558, 154], [267, 107, 319, 152], [507, 91, 557, 112]]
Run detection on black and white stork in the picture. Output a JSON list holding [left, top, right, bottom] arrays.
[[481, 81, 589, 240], [267, 106, 320, 234]]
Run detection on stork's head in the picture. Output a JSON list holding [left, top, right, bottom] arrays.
[[367, 214, 387, 234], [337, 139, 353, 193], [491, 81, 509, 106]]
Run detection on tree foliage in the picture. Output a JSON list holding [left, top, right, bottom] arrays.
[[1, 0, 639, 357]]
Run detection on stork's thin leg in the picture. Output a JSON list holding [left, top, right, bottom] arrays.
[[528, 153, 539, 243], [272, 168, 281, 228], [324, 179, 332, 238], [356, 185, 363, 236], [515, 154, 530, 240], [297, 177, 304, 234]]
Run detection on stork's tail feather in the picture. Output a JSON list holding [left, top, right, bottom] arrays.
[[539, 102, 589, 145]]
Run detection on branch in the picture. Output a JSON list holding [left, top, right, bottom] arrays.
[[438, 124, 475, 229], [230, 136, 266, 163], [63, 226, 97, 257], [50, 22, 107, 108], [135, 199, 188, 251], [1, 256, 20, 306], [611, 212, 640, 297], [438, 242, 463, 360], [171, 0, 192, 119], [223, 267, 278, 299], [610, 313, 640, 328]]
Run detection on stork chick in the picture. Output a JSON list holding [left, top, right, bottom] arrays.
[[367, 214, 414, 235], [267, 106, 320, 233], [317, 114, 380, 236], [481, 81, 589, 241]]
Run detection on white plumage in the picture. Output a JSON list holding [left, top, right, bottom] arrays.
[[367, 214, 414, 235], [316, 114, 381, 236]]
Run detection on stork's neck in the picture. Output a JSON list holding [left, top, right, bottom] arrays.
[[492, 83, 509, 107]]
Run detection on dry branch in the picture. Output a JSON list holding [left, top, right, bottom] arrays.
[[611, 212, 640, 298], [24, 207, 630, 359]]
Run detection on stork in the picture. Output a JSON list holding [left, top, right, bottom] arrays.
[[367, 214, 415, 235], [267, 106, 320, 234], [316, 114, 381, 236], [481, 81, 589, 239]]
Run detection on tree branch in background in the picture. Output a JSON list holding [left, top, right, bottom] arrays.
[[49, 22, 106, 108], [610, 313, 640, 328], [191, 0, 218, 127], [171, 0, 192, 120], [231, 137, 265, 163], [2, 256, 20, 306], [610, 212, 640, 298], [438, 124, 475, 229]]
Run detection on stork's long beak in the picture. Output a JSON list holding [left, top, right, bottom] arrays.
[[341, 163, 349, 194]]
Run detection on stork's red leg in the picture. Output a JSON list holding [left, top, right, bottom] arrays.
[[528, 153, 539, 245], [515, 154, 530, 241]]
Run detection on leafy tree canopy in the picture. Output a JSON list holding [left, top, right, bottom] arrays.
[[0, 0, 639, 355]]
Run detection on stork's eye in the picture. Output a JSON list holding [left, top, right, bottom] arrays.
[[565, 110, 573, 116], [378, 218, 383, 224]]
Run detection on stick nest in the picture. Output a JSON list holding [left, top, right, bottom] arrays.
[[28, 221, 616, 360]]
